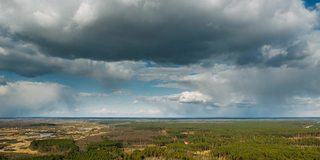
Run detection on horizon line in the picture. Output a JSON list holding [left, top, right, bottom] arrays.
[[1, 116, 320, 119]]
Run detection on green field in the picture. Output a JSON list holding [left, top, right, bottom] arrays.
[[1, 120, 320, 160]]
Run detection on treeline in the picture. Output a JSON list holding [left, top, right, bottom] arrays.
[[68, 139, 193, 160], [3, 121, 320, 160], [23, 138, 192, 160], [24, 137, 320, 160], [29, 139, 79, 153]]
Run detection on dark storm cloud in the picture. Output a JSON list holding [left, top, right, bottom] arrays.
[[0, 0, 317, 64], [0, 31, 144, 81]]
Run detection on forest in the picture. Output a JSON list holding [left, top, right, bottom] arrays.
[[1, 120, 320, 160]]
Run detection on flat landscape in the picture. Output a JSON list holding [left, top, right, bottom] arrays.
[[0, 118, 320, 160], [1, 0, 320, 159]]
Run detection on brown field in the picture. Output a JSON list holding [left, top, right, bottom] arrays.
[[0, 119, 108, 155]]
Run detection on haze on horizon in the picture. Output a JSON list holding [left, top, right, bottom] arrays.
[[0, 0, 320, 117]]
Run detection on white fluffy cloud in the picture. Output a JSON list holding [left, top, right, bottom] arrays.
[[144, 91, 212, 105]]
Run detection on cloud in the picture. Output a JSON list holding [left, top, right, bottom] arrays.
[[0, 78, 135, 117], [0, 80, 76, 116], [78, 92, 109, 97], [289, 96, 320, 108], [72, 2, 97, 27], [0, 0, 317, 64], [111, 89, 130, 96], [0, 76, 7, 85], [86, 108, 162, 117], [143, 91, 213, 105], [140, 64, 320, 116], [285, 96, 320, 116], [0, 32, 145, 83], [0, 0, 320, 117]]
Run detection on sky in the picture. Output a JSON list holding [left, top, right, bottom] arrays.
[[0, 0, 320, 117]]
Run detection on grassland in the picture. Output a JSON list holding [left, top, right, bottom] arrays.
[[1, 119, 320, 159]]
